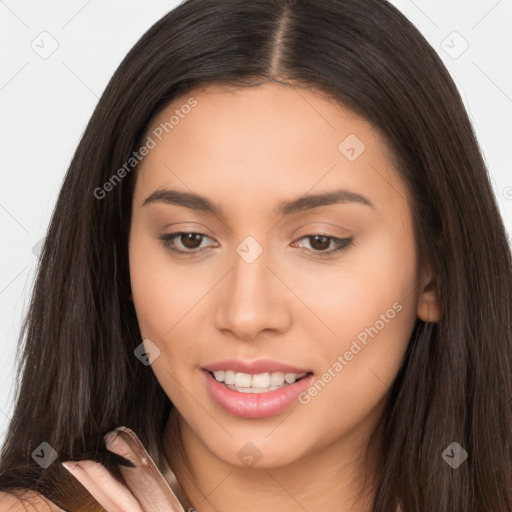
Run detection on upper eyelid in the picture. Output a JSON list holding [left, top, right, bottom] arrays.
[[161, 230, 345, 242]]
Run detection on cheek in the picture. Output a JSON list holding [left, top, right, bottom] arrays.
[[128, 226, 198, 375], [287, 219, 418, 410], [278, 215, 418, 358], [129, 224, 203, 336], [292, 220, 418, 434], [129, 234, 206, 409]]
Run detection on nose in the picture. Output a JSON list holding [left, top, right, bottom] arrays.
[[214, 243, 292, 341]]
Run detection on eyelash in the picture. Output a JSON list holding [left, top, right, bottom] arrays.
[[158, 231, 354, 258]]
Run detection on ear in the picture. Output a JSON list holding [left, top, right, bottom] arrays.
[[417, 264, 442, 322]]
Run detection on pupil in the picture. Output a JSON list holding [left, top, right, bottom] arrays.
[[311, 235, 329, 251], [182, 233, 202, 249]]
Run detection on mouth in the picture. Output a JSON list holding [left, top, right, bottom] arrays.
[[202, 366, 315, 419], [207, 369, 312, 394]]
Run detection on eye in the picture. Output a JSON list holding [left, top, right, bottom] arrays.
[[291, 234, 354, 257], [159, 231, 217, 256], [158, 231, 354, 258]]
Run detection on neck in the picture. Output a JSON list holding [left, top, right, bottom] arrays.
[[162, 407, 384, 512]]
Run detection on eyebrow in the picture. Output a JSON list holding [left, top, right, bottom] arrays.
[[142, 188, 375, 217]]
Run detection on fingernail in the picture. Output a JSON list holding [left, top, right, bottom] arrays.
[[103, 431, 117, 446], [62, 461, 78, 471]]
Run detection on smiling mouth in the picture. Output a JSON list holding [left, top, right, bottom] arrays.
[[207, 370, 313, 394]]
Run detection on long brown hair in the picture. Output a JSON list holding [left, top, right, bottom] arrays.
[[1, 1, 511, 510]]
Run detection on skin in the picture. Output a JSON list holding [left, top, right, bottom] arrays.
[[58, 82, 441, 512]]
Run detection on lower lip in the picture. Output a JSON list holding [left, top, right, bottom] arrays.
[[203, 370, 314, 419]]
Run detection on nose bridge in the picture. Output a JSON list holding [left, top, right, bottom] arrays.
[[230, 235, 274, 310], [214, 235, 289, 338], [233, 237, 269, 296]]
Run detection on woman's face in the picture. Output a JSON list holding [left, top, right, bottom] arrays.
[[129, 82, 437, 469]]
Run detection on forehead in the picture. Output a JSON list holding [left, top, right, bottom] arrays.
[[133, 82, 407, 216]]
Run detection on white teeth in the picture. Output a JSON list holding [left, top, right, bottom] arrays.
[[285, 373, 298, 384], [270, 372, 285, 386], [210, 370, 308, 393], [235, 372, 252, 388], [251, 373, 270, 388], [224, 370, 236, 385], [213, 370, 225, 382]]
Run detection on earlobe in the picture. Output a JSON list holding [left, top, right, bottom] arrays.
[[417, 267, 442, 322]]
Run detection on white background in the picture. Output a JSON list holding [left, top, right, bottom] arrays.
[[1, 0, 511, 446]]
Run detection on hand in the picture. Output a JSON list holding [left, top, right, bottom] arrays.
[[62, 427, 186, 512]]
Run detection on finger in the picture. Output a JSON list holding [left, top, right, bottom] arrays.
[[105, 427, 186, 512], [62, 460, 143, 512]]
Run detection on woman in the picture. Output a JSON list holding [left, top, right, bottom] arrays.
[[1, 0, 511, 511]]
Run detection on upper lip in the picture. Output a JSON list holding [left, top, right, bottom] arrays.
[[202, 359, 312, 375]]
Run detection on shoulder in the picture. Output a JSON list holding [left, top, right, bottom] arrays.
[[0, 491, 65, 511]]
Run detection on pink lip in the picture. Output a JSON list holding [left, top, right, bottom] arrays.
[[203, 359, 311, 374], [203, 369, 314, 419]]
